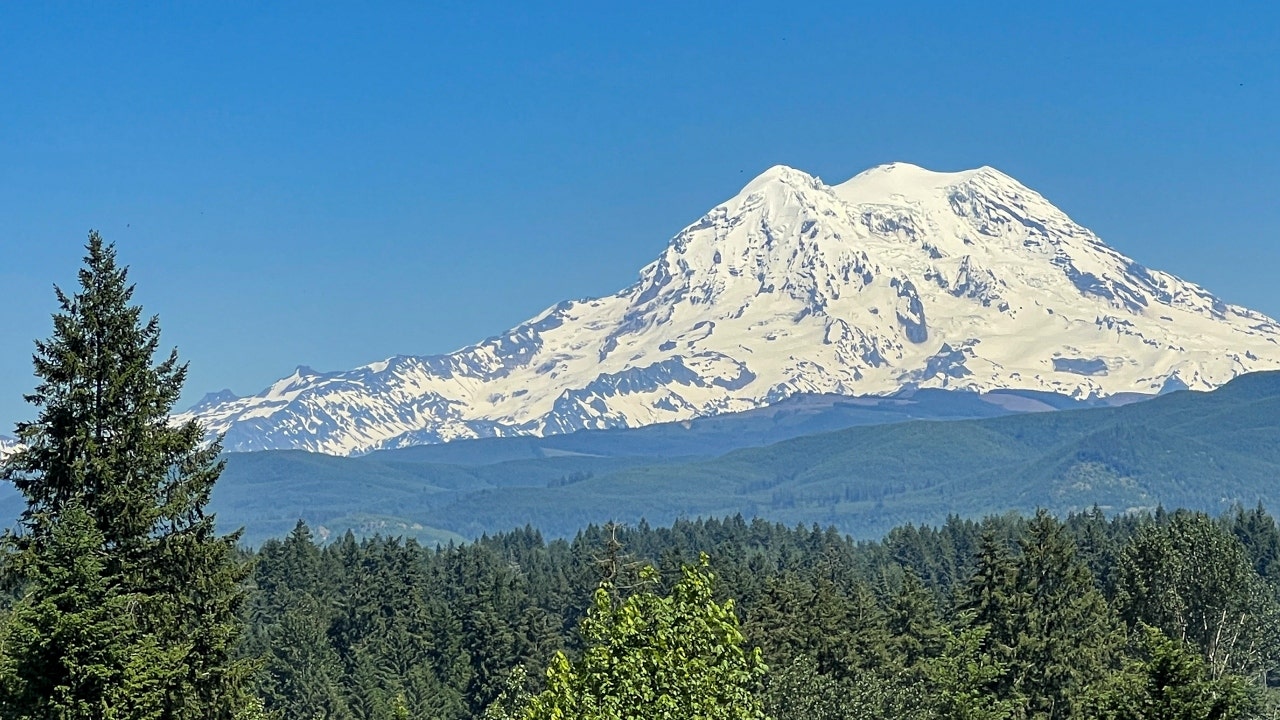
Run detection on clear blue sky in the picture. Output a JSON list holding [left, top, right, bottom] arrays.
[[2, 1, 1278, 432]]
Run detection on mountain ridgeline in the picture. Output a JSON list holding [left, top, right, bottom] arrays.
[[181, 162, 1280, 456], [161, 370, 1280, 543]]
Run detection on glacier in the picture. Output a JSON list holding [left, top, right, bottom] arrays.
[[179, 162, 1280, 456]]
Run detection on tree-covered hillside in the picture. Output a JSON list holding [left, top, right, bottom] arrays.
[[186, 371, 1280, 542]]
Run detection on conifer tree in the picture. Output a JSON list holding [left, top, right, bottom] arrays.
[[960, 528, 1020, 693], [886, 570, 946, 671], [1011, 511, 1121, 719], [0, 233, 256, 718], [961, 514, 1121, 720], [1082, 625, 1257, 720]]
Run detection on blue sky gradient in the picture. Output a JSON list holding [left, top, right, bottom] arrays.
[[2, 1, 1278, 430]]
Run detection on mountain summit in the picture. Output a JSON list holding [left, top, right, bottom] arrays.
[[183, 163, 1280, 455]]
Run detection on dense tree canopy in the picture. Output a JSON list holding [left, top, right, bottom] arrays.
[[226, 509, 1280, 719]]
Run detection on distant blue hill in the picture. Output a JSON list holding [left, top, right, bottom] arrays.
[[10, 377, 1279, 545]]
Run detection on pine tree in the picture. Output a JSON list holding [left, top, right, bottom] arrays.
[[959, 528, 1020, 699], [0, 234, 257, 718], [886, 570, 947, 671], [0, 501, 176, 719], [261, 594, 349, 720], [961, 514, 1121, 720], [1010, 511, 1120, 720]]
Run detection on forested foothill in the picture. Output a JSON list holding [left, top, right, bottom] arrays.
[[203, 367, 1280, 546], [5, 237, 1280, 719]]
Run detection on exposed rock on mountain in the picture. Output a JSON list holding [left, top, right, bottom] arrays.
[[182, 163, 1280, 455]]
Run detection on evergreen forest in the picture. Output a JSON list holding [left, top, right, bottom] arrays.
[[237, 506, 1280, 719]]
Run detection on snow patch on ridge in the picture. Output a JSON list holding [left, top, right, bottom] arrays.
[[0, 436, 21, 464]]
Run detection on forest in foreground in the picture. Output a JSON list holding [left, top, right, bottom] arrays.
[[241, 506, 1280, 719]]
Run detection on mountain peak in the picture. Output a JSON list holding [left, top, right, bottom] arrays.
[[833, 161, 984, 203], [188, 389, 240, 414], [737, 164, 820, 197], [184, 162, 1280, 455]]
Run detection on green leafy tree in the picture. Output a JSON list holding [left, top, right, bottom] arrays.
[[1115, 511, 1280, 681], [480, 665, 533, 720], [0, 234, 256, 718], [1082, 625, 1256, 720], [516, 555, 768, 720]]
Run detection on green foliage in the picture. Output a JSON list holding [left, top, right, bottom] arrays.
[[921, 623, 1016, 720], [963, 513, 1123, 718], [0, 235, 254, 718], [1083, 625, 1257, 720], [227, 508, 1280, 718], [1005, 511, 1122, 719], [520, 556, 768, 720], [0, 501, 177, 719], [1115, 511, 1280, 680], [480, 665, 534, 720]]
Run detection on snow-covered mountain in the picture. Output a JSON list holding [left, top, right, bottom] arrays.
[[0, 436, 19, 463], [182, 163, 1280, 456]]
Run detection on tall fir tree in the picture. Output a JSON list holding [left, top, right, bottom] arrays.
[[961, 514, 1121, 720], [1009, 511, 1121, 720], [959, 527, 1021, 698], [0, 234, 257, 719]]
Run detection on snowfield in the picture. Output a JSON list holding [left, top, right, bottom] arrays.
[[0, 436, 20, 463], [179, 163, 1280, 456]]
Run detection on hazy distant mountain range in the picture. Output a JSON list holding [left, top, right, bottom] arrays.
[[187, 371, 1280, 543], [4, 361, 1278, 546], [179, 162, 1280, 456]]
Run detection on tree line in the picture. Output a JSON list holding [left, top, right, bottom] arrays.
[[241, 505, 1280, 720]]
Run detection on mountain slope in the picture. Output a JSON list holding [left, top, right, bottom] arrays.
[[337, 371, 1280, 540], [5, 372, 1274, 543], [184, 163, 1280, 455]]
